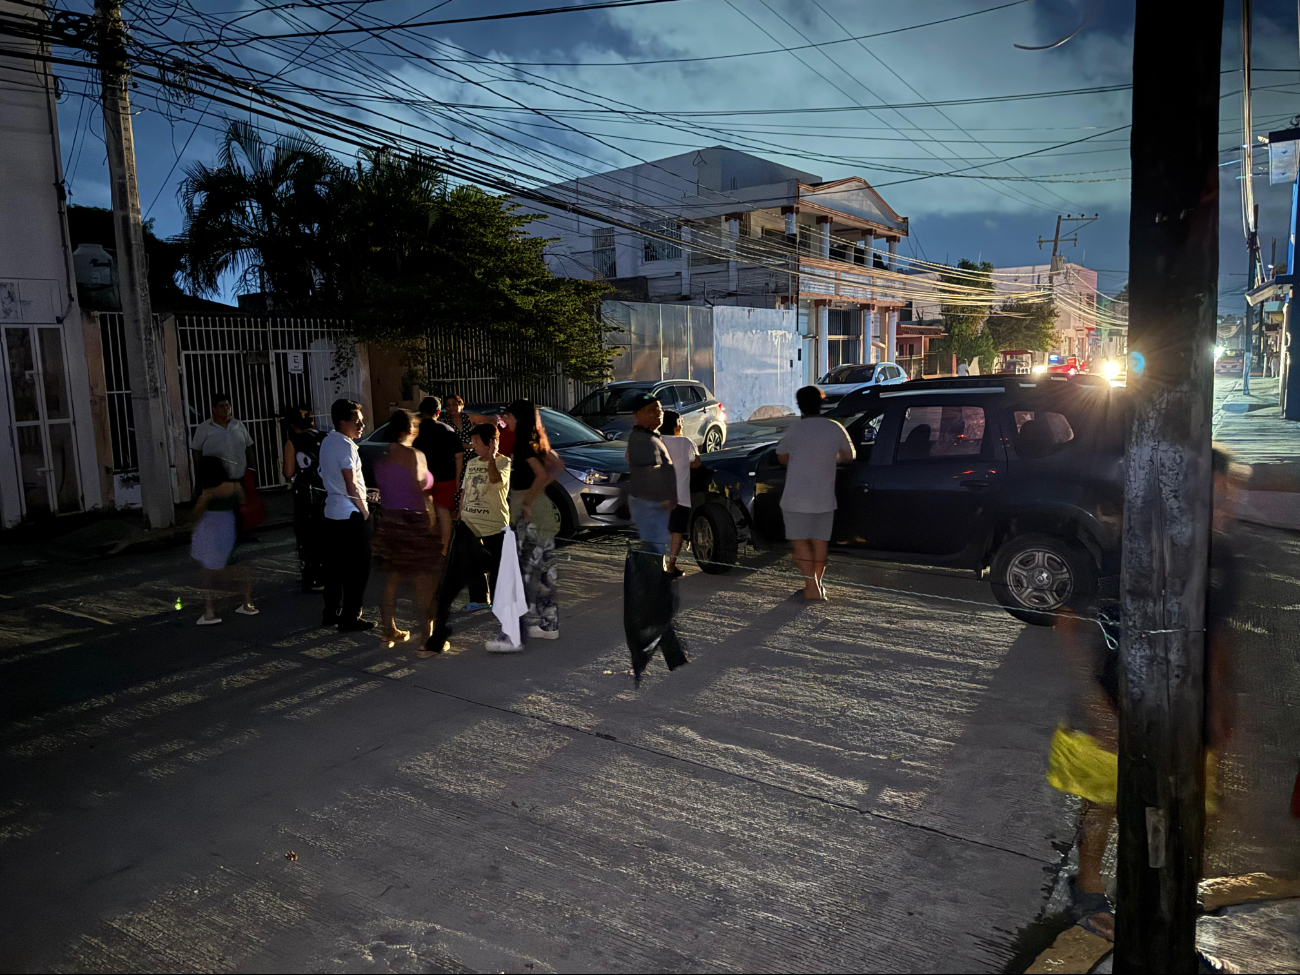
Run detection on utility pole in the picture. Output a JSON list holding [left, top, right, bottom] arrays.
[[1242, 0, 1258, 394], [1116, 0, 1221, 969], [1037, 214, 1098, 358], [96, 0, 174, 529], [1037, 213, 1099, 277]]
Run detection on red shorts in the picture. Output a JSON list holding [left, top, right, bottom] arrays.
[[432, 480, 457, 510]]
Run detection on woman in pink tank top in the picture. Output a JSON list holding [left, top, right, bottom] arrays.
[[372, 409, 445, 650]]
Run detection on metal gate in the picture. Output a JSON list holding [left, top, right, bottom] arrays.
[[177, 315, 363, 489], [423, 327, 588, 411]]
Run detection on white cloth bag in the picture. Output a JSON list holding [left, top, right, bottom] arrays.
[[492, 526, 528, 647]]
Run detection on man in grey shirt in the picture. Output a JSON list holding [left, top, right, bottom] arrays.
[[622, 391, 690, 681], [625, 392, 676, 555], [777, 385, 854, 600]]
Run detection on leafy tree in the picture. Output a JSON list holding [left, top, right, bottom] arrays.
[[178, 121, 342, 304], [178, 125, 615, 385], [934, 259, 997, 368], [984, 300, 1059, 353], [339, 181, 615, 386]]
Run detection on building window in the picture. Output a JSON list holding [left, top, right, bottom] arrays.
[[592, 228, 616, 279], [640, 220, 681, 262], [688, 219, 725, 267], [737, 213, 752, 237], [826, 308, 861, 368]]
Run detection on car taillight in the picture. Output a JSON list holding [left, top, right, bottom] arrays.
[[718, 402, 727, 418]]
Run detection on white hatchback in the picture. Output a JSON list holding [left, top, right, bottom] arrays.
[[815, 362, 909, 409]]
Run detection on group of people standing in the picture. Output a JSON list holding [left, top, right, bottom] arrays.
[[193, 382, 856, 676], [270, 395, 563, 657]]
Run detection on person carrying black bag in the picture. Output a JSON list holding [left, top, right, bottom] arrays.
[[622, 392, 690, 683], [282, 405, 327, 592]]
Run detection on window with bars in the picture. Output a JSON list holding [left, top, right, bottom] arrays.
[[640, 220, 682, 262], [591, 228, 617, 279]]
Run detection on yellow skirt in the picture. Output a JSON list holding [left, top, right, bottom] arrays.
[[1046, 725, 1218, 813]]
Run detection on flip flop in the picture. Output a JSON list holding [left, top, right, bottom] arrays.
[[197, 615, 222, 626], [1069, 878, 1115, 941], [235, 604, 259, 616]]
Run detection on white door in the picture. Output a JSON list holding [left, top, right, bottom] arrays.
[[3, 325, 82, 516]]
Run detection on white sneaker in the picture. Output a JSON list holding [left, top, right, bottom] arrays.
[[235, 604, 259, 616], [527, 626, 559, 640], [486, 638, 524, 654]]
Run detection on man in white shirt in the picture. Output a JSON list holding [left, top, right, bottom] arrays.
[[319, 398, 375, 632], [190, 392, 255, 484]]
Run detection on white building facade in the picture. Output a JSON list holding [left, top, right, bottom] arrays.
[[0, 1, 102, 527], [515, 146, 912, 385]]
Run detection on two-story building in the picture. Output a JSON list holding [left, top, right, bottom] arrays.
[[516, 147, 914, 385], [0, 0, 102, 527]]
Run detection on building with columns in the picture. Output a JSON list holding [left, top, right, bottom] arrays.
[[514, 147, 912, 385]]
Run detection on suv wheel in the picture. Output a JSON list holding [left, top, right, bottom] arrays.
[[990, 533, 1096, 626], [691, 503, 737, 573], [702, 426, 724, 452]]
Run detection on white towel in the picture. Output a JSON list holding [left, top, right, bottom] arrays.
[[492, 526, 527, 647]]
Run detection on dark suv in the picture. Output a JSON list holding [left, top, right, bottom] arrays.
[[691, 377, 1128, 624]]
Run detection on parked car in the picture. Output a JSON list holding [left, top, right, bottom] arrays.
[[691, 377, 1128, 625], [571, 380, 728, 451], [1033, 354, 1086, 377], [996, 350, 1033, 375], [1214, 347, 1244, 376], [815, 361, 909, 409], [358, 406, 630, 538]]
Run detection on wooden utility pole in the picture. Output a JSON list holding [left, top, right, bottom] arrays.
[[1116, 0, 1221, 970], [96, 0, 174, 529]]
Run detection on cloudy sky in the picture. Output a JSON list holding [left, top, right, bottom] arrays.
[[50, 0, 1300, 309]]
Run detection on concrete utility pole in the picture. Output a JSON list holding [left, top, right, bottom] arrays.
[[1241, 0, 1261, 394], [1037, 213, 1099, 282], [1116, 0, 1221, 970], [96, 0, 173, 528]]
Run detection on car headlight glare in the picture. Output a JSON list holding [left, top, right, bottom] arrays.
[[1031, 364, 1048, 374]]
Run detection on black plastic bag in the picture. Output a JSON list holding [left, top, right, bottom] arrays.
[[623, 545, 689, 681]]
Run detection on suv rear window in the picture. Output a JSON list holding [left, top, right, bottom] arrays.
[[896, 406, 986, 460], [676, 384, 703, 405], [572, 387, 654, 415], [820, 365, 875, 384], [1013, 410, 1075, 457]]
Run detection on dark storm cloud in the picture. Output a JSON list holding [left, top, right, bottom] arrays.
[[52, 0, 1300, 309]]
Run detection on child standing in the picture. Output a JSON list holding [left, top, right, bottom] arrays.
[[190, 456, 257, 624], [659, 410, 701, 578]]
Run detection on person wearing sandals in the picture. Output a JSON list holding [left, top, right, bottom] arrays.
[[659, 409, 701, 579], [1046, 447, 1243, 943], [372, 409, 445, 653], [500, 400, 563, 647], [776, 385, 854, 601], [190, 456, 258, 625]]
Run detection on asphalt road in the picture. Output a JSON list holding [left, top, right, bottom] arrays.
[[0, 500, 1293, 971]]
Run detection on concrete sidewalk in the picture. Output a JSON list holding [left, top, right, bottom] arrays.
[[0, 489, 295, 578], [1025, 376, 1300, 974]]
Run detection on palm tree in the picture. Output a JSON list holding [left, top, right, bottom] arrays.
[[178, 121, 341, 306]]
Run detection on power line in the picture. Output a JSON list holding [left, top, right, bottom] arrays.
[[172, 0, 697, 45], [418, 0, 1037, 67]]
